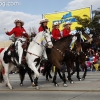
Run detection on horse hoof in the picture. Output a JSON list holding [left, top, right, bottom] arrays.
[[55, 84, 59, 87], [35, 86, 40, 90], [20, 84, 23, 87], [82, 78, 85, 80], [32, 82, 35, 87], [50, 78, 53, 81], [9, 86, 13, 90], [63, 83, 68, 87], [70, 81, 74, 84], [78, 78, 82, 81], [46, 79, 49, 81], [66, 77, 68, 81]]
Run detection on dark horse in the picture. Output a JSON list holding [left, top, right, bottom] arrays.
[[71, 32, 93, 80], [64, 32, 92, 83], [45, 32, 92, 84], [46, 35, 77, 86]]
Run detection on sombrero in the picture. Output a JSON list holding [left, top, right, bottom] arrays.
[[14, 19, 24, 26], [63, 21, 72, 27], [40, 18, 49, 24], [52, 22, 60, 27]]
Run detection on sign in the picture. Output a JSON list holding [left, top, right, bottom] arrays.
[[44, 7, 90, 31]]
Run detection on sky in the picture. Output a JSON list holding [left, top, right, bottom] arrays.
[[0, 0, 100, 41]]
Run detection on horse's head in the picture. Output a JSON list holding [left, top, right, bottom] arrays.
[[42, 31, 53, 48], [14, 38, 26, 66]]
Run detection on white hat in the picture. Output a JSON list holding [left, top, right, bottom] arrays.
[[40, 18, 49, 24], [63, 21, 72, 27], [53, 22, 60, 26], [14, 19, 24, 26]]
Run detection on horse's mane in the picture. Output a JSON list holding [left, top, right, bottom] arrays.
[[56, 35, 73, 43], [28, 31, 45, 50]]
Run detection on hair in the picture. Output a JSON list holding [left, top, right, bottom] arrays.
[[41, 23, 48, 31]]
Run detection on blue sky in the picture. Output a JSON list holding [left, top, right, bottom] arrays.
[[0, 0, 71, 15], [0, 0, 99, 40]]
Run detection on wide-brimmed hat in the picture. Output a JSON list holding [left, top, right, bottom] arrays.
[[40, 18, 49, 24], [52, 22, 60, 27], [14, 19, 24, 26], [63, 21, 72, 27]]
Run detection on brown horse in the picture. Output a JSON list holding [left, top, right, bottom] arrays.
[[69, 32, 92, 81], [46, 35, 77, 86], [58, 32, 92, 83]]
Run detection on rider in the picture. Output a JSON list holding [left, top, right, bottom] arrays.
[[62, 21, 72, 37], [38, 18, 49, 32], [4, 19, 29, 41], [52, 22, 62, 41]]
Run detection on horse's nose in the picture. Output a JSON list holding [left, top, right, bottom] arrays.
[[48, 44, 53, 48]]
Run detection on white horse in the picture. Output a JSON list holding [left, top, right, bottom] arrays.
[[0, 38, 26, 89], [26, 31, 53, 89]]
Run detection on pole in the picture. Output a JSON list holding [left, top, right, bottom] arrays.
[[42, 14, 44, 19], [91, 5, 93, 20]]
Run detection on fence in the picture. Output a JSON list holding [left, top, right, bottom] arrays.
[[0, 40, 13, 48]]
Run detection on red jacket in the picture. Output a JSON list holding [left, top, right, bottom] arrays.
[[0, 48, 4, 53], [52, 28, 62, 40], [62, 28, 71, 37], [38, 26, 44, 32], [6, 27, 28, 38]]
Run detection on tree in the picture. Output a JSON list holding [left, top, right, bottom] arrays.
[[74, 15, 91, 31], [74, 8, 100, 34]]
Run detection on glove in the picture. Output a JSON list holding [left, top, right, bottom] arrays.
[[58, 37, 61, 39], [69, 32, 72, 35], [23, 31, 26, 34], [4, 28, 8, 33]]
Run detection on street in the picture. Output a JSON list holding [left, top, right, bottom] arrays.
[[0, 71, 100, 100]]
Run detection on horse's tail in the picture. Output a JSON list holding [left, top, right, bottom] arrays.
[[0, 61, 4, 83]]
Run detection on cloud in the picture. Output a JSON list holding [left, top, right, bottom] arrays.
[[0, 10, 42, 41], [63, 0, 100, 11]]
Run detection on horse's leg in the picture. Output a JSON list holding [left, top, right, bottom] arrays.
[[52, 67, 59, 86], [46, 64, 52, 81], [4, 64, 13, 89], [82, 62, 87, 80], [62, 72, 67, 87], [19, 68, 26, 86], [24, 63, 34, 86], [66, 62, 74, 83], [28, 62, 40, 89], [57, 69, 63, 80], [76, 61, 81, 81], [70, 62, 76, 76], [27, 68, 34, 86], [46, 72, 49, 81]]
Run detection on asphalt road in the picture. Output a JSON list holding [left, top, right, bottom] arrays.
[[0, 71, 100, 100]]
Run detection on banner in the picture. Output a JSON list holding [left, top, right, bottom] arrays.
[[44, 7, 90, 31]]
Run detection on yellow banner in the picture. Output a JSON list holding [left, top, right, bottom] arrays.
[[44, 7, 90, 31]]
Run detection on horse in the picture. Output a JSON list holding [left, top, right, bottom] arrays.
[[46, 35, 77, 87], [45, 32, 92, 84], [40, 59, 52, 81], [25, 30, 53, 89], [0, 38, 26, 89], [68, 32, 92, 81]]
